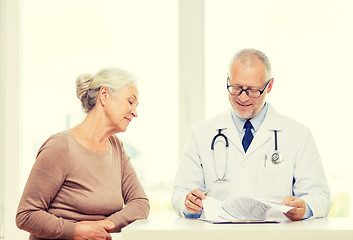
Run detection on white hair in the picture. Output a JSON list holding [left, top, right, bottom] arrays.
[[76, 67, 137, 113], [228, 48, 272, 81]]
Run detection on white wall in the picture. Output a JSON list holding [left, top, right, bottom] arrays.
[[205, 0, 353, 216], [0, 0, 28, 239]]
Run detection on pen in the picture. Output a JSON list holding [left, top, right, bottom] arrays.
[[195, 190, 209, 200]]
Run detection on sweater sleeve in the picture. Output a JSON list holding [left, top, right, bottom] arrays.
[[107, 137, 150, 232], [16, 134, 76, 239]]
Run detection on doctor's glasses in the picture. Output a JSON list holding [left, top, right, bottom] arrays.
[[227, 77, 271, 98]]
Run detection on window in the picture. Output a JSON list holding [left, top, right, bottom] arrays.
[[22, 0, 178, 214], [4, 1, 352, 238]]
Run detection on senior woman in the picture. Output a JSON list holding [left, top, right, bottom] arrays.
[[16, 68, 150, 240]]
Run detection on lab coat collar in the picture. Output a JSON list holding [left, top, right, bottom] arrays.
[[245, 103, 282, 157], [217, 109, 244, 153], [216, 103, 282, 157], [261, 103, 282, 131], [231, 103, 269, 134]]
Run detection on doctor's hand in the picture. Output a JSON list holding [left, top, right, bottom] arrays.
[[282, 196, 306, 221], [184, 188, 207, 213]]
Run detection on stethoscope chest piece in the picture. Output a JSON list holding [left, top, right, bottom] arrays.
[[271, 150, 282, 164], [271, 130, 283, 164], [214, 178, 230, 183]]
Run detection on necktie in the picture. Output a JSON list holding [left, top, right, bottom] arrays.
[[242, 120, 253, 153]]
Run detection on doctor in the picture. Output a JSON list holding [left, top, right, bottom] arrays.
[[172, 48, 331, 221]]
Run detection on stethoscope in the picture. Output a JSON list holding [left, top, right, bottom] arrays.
[[211, 128, 230, 183], [211, 128, 283, 183], [271, 130, 283, 164]]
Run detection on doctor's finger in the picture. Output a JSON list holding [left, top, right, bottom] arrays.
[[185, 199, 202, 213], [191, 189, 206, 200], [283, 198, 305, 209], [284, 210, 303, 221], [284, 212, 295, 221], [282, 195, 295, 201], [187, 193, 203, 207], [285, 204, 305, 220]]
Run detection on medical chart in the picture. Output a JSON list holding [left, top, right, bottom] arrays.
[[201, 196, 295, 222]]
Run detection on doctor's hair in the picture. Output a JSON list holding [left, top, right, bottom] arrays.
[[76, 67, 137, 113], [229, 48, 272, 81]]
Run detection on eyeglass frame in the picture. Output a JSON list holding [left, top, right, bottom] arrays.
[[227, 77, 271, 98]]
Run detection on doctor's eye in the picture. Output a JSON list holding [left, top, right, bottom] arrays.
[[228, 86, 242, 94], [248, 89, 259, 94]]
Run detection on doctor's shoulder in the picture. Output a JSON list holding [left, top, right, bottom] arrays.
[[277, 112, 314, 140], [189, 111, 228, 135]]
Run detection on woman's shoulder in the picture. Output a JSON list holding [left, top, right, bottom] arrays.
[[46, 131, 70, 144], [109, 135, 131, 163], [34, 131, 72, 169], [38, 131, 71, 153], [109, 134, 124, 149]]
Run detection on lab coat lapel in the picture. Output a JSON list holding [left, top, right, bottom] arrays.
[[245, 104, 282, 158], [218, 109, 244, 152]]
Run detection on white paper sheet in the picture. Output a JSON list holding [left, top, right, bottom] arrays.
[[201, 196, 295, 222], [202, 195, 225, 222]]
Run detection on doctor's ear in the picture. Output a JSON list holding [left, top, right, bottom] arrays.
[[267, 78, 274, 93], [99, 86, 110, 106]]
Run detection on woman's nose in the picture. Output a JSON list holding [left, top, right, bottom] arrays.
[[132, 106, 138, 118]]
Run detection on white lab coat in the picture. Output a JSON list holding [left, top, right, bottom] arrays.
[[172, 103, 331, 218]]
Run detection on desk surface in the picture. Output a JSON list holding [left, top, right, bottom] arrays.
[[120, 214, 353, 240]]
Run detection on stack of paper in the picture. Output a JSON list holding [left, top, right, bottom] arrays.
[[201, 196, 294, 223]]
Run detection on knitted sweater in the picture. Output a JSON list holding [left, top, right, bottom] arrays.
[[16, 131, 149, 239]]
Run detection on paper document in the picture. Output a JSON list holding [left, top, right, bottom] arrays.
[[201, 196, 295, 223]]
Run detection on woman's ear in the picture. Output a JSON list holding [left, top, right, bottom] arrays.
[[99, 86, 109, 106]]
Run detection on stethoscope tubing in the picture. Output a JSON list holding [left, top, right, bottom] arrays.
[[274, 130, 278, 151], [271, 130, 282, 164], [211, 129, 229, 150], [211, 128, 283, 183], [211, 128, 230, 182]]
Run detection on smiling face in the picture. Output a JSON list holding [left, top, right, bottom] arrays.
[[104, 85, 139, 133], [228, 57, 273, 120]]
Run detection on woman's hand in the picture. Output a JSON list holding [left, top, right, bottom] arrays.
[[72, 219, 116, 240]]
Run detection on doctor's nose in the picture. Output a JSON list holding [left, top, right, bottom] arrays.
[[237, 90, 250, 102]]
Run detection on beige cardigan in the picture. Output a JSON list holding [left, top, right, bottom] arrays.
[[16, 131, 149, 239]]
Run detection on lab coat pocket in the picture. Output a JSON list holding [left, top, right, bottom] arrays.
[[259, 154, 293, 198]]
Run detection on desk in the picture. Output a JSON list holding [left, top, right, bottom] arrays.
[[120, 214, 353, 240]]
